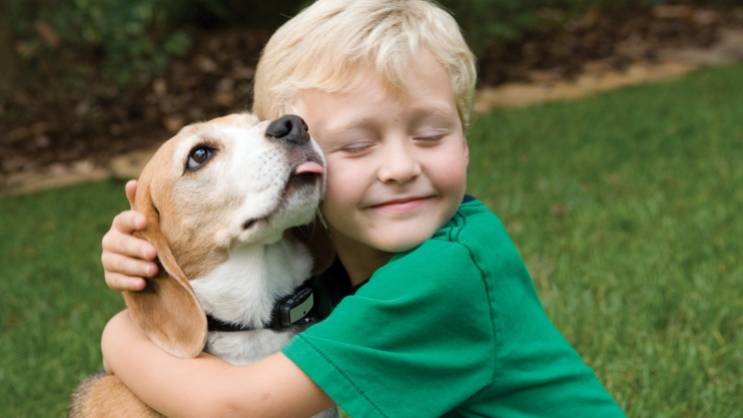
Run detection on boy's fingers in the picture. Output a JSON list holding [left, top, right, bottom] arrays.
[[111, 210, 147, 234], [101, 252, 158, 278], [104, 272, 147, 292], [125, 180, 138, 207], [102, 230, 157, 260]]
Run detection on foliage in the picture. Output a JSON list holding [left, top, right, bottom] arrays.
[[1, 64, 742, 416], [5, 0, 738, 89], [170, 0, 311, 29], [9, 0, 191, 86], [438, 0, 666, 55], [434, 0, 736, 55]]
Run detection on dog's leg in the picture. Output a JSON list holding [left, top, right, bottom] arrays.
[[69, 372, 162, 418]]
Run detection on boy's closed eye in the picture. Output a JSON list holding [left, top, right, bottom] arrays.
[[337, 130, 447, 155], [410, 113, 457, 143], [322, 126, 379, 154], [340, 140, 376, 155], [412, 129, 449, 143]]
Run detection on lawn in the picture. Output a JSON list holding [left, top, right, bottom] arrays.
[[2, 64, 741, 417]]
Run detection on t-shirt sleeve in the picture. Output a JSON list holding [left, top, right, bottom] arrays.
[[282, 239, 495, 418]]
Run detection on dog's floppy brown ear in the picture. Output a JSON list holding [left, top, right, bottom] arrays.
[[123, 176, 207, 359], [290, 217, 336, 275]]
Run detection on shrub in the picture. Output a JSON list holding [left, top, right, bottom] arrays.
[[9, 0, 191, 86], [6, 0, 736, 92], [439, 0, 675, 56]]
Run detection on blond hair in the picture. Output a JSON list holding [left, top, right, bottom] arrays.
[[252, 0, 477, 129]]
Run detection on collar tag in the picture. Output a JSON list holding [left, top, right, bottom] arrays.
[[290, 291, 314, 323], [207, 283, 317, 333], [273, 285, 315, 329]]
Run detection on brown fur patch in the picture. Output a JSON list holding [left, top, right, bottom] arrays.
[[69, 373, 161, 417]]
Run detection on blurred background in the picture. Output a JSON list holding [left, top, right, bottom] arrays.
[[1, 1, 742, 417], [1, 0, 741, 188]]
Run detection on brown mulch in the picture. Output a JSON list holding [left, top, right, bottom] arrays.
[[1, 5, 742, 184], [1, 29, 272, 180], [478, 5, 737, 86]]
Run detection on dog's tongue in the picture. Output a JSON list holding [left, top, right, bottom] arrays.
[[294, 161, 324, 175]]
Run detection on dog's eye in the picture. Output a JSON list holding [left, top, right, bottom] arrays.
[[186, 145, 215, 171]]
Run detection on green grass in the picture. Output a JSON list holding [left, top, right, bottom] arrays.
[[0, 181, 129, 416], [2, 64, 741, 417], [467, 64, 742, 417]]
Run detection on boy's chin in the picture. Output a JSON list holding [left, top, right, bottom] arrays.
[[370, 224, 441, 253]]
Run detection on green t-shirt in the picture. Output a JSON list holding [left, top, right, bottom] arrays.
[[284, 199, 625, 418]]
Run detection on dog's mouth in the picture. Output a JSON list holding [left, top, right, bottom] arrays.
[[285, 160, 324, 193]]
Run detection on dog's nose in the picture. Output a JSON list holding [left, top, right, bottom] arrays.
[[266, 115, 310, 145]]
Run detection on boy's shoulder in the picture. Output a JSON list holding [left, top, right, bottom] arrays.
[[375, 197, 525, 293], [427, 196, 523, 271], [372, 196, 533, 303], [433, 196, 507, 240]]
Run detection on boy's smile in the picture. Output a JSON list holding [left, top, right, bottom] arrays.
[[292, 49, 469, 282]]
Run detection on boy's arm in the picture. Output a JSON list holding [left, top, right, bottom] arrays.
[[101, 310, 333, 418]]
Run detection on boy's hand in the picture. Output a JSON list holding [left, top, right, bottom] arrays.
[[101, 180, 159, 291]]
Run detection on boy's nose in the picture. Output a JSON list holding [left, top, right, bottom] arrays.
[[266, 114, 310, 145], [378, 143, 421, 184]]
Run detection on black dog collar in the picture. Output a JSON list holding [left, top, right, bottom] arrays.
[[206, 283, 316, 332]]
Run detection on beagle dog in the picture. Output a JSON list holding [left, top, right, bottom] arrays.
[[69, 113, 335, 417]]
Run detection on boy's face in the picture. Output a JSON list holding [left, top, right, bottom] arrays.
[[293, 48, 469, 259]]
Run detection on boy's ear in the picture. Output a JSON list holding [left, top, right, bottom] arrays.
[[123, 173, 207, 359], [290, 217, 336, 275], [464, 139, 470, 166]]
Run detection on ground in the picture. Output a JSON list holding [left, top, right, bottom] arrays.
[[1, 5, 742, 194]]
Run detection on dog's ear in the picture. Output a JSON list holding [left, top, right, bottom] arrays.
[[290, 217, 336, 275], [122, 174, 207, 359]]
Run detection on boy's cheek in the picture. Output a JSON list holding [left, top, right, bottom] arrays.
[[323, 159, 366, 200]]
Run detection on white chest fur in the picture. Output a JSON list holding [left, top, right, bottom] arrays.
[[189, 238, 313, 364]]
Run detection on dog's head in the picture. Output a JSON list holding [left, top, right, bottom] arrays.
[[123, 113, 326, 358]]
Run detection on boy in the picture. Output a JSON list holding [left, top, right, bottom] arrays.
[[100, 0, 626, 416]]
